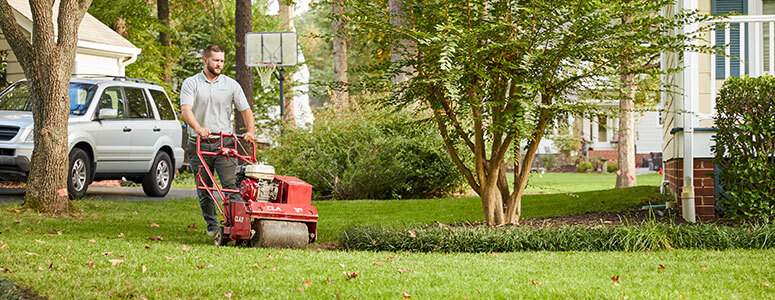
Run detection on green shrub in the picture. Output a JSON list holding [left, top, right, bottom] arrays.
[[714, 76, 775, 222], [577, 161, 592, 173], [340, 223, 775, 252], [607, 162, 618, 173], [264, 105, 466, 200], [538, 154, 556, 170]]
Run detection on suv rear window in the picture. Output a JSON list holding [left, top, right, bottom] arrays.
[[125, 87, 153, 119], [0, 81, 97, 115], [149, 89, 176, 120]]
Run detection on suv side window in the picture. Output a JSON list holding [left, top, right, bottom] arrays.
[[96, 87, 126, 118], [125, 87, 153, 119], [149, 89, 175, 120]]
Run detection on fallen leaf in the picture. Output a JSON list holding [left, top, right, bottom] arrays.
[[142, 265, 147, 273], [150, 222, 160, 228], [35, 239, 46, 244], [296, 287, 304, 292], [48, 262, 53, 270], [327, 277, 333, 284], [272, 265, 278, 271], [530, 280, 541, 286], [611, 275, 619, 282], [182, 245, 192, 251], [118, 233, 125, 238], [345, 271, 360, 280], [304, 280, 312, 287], [164, 256, 176, 261], [488, 252, 497, 258], [37, 266, 45, 271], [145, 245, 151, 249], [338, 263, 345, 268], [0, 243, 7, 250], [699, 265, 707, 270], [31, 219, 40, 224], [102, 252, 114, 256], [87, 261, 94, 268], [408, 230, 417, 238], [680, 295, 686, 299], [224, 292, 234, 300], [392, 266, 413, 273], [267, 253, 274, 260], [109, 259, 123, 266], [25, 252, 39, 256], [402, 292, 412, 299], [148, 236, 164, 241], [196, 264, 213, 269], [385, 254, 396, 262], [2, 268, 11, 273], [48, 229, 62, 235], [659, 264, 666, 270], [133, 211, 139, 216], [88, 239, 96, 243], [372, 262, 384, 266], [335, 293, 340, 298], [763, 283, 771, 288], [187, 223, 197, 230]]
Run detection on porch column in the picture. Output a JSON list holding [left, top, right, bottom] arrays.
[[681, 0, 699, 223]]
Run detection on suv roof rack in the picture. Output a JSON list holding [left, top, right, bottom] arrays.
[[71, 74, 157, 85]]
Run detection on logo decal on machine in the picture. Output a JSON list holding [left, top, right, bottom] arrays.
[[266, 206, 282, 212], [235, 216, 245, 223]]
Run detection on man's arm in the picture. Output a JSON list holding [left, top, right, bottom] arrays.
[[181, 104, 210, 137], [239, 108, 255, 143]]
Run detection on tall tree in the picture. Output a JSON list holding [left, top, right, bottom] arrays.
[[279, 0, 295, 127], [0, 0, 93, 213], [157, 0, 172, 87], [388, 0, 413, 84], [234, 0, 253, 139], [348, 0, 712, 225], [331, 0, 349, 110]]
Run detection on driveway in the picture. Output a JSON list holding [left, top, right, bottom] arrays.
[[0, 186, 196, 204]]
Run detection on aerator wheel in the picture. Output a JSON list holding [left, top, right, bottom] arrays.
[[212, 227, 227, 246], [250, 220, 309, 249]]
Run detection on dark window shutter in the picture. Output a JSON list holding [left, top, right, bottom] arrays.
[[713, 0, 747, 79]]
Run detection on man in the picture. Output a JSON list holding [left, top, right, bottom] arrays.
[[180, 44, 255, 236]]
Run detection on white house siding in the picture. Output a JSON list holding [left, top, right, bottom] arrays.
[[72, 53, 123, 77]]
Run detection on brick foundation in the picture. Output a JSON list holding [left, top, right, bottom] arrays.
[[663, 158, 716, 221]]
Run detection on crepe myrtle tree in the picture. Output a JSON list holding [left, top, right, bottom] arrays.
[[346, 0, 713, 225], [0, 0, 92, 214]]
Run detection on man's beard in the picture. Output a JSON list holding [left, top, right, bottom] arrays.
[[207, 65, 221, 76]]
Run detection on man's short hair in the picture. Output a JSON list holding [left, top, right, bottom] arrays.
[[204, 45, 225, 58]]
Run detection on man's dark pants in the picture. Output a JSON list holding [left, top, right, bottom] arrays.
[[188, 137, 238, 232]]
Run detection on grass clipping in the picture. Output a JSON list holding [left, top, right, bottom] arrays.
[[340, 222, 775, 252]]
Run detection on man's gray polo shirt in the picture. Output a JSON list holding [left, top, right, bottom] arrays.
[[180, 72, 250, 137]]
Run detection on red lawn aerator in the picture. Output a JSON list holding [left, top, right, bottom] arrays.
[[195, 132, 318, 249]]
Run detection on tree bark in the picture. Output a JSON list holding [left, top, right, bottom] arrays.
[[389, 0, 414, 84], [234, 0, 253, 155], [0, 0, 92, 214], [278, 0, 295, 128], [616, 73, 637, 188], [331, 0, 349, 111], [157, 0, 171, 86]]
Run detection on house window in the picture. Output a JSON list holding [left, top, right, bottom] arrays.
[[713, 0, 747, 78], [765, 1, 775, 72], [598, 117, 607, 142]]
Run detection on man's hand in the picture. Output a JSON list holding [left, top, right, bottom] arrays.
[[243, 131, 255, 143], [196, 127, 211, 137]]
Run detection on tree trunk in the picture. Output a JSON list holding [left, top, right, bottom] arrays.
[[157, 0, 172, 87], [234, 0, 253, 155], [331, 0, 349, 111], [0, 0, 92, 214], [616, 73, 637, 188], [389, 0, 414, 84], [278, 0, 295, 128]]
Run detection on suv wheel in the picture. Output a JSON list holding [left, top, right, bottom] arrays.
[[142, 151, 173, 197], [68, 148, 91, 199]]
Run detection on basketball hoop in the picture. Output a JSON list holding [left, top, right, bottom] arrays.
[[255, 62, 277, 88]]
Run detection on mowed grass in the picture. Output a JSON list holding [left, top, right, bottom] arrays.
[[0, 201, 774, 299]]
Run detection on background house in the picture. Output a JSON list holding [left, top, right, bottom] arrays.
[[0, 0, 140, 83]]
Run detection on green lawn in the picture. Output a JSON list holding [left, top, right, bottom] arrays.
[[521, 172, 663, 194], [6, 172, 756, 299], [0, 202, 773, 299]]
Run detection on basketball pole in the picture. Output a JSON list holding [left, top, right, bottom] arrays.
[[276, 66, 286, 135]]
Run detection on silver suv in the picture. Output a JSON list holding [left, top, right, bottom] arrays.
[[0, 76, 184, 198]]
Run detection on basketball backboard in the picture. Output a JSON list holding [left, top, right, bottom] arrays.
[[245, 32, 298, 67]]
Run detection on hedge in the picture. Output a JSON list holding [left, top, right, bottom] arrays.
[[340, 223, 775, 252]]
